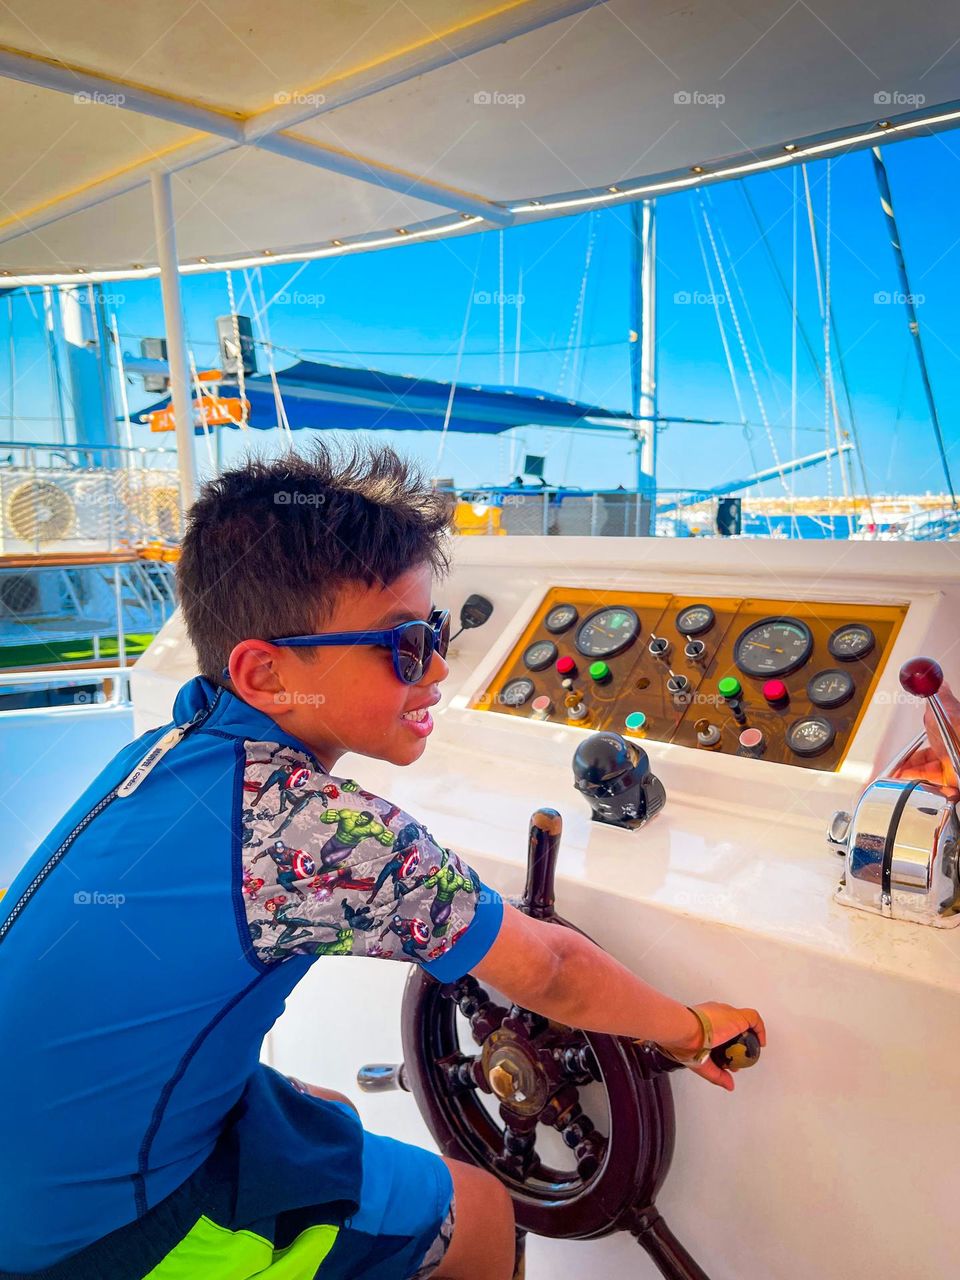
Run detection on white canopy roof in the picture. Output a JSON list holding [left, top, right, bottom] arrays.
[[0, 0, 958, 279]]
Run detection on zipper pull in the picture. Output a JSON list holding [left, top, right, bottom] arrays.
[[117, 725, 189, 797]]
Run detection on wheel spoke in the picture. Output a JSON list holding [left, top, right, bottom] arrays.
[[439, 1052, 481, 1093]]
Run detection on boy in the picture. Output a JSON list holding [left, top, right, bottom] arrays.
[[0, 444, 766, 1280]]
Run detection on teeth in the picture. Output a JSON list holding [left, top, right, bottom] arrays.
[[401, 707, 429, 722]]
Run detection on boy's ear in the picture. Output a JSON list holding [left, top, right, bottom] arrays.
[[227, 641, 289, 707]]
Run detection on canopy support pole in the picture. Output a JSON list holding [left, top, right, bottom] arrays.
[[151, 170, 197, 511]]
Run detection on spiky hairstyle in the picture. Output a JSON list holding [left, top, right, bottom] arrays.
[[177, 440, 452, 680]]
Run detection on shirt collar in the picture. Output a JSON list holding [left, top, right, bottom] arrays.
[[172, 675, 320, 764]]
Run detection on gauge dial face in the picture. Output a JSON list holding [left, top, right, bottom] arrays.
[[545, 603, 579, 635], [786, 715, 836, 757], [675, 603, 716, 637], [501, 677, 535, 706], [575, 607, 641, 659], [734, 617, 813, 678], [828, 623, 876, 663], [523, 640, 558, 672], [807, 668, 855, 709]]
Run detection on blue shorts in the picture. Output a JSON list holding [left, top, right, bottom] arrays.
[[0, 1067, 454, 1280]]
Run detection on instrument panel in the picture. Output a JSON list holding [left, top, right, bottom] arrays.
[[471, 588, 906, 771]]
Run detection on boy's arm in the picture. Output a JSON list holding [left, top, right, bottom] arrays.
[[473, 903, 765, 1091]]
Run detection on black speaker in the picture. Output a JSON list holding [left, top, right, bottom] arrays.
[[217, 315, 258, 377], [716, 497, 742, 537]]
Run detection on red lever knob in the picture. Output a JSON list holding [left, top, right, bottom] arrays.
[[899, 657, 944, 699]]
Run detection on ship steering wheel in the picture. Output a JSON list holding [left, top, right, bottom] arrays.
[[358, 809, 759, 1280]]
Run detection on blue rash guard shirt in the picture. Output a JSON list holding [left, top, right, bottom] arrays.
[[0, 676, 503, 1271]]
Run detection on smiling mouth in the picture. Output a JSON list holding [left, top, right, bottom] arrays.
[[400, 707, 431, 723]]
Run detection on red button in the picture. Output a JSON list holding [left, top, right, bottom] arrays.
[[763, 679, 788, 704], [556, 656, 577, 676]]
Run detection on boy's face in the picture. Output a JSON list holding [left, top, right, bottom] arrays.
[[229, 561, 448, 772]]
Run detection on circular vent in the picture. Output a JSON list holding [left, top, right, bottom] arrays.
[[6, 479, 76, 543], [0, 573, 40, 615]]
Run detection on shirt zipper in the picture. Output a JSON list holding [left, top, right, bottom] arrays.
[[0, 691, 222, 947]]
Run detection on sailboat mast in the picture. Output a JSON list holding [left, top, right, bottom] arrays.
[[631, 198, 657, 532], [871, 145, 957, 510]]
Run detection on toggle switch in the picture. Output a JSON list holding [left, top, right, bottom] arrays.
[[667, 673, 692, 708], [695, 718, 722, 749], [648, 635, 672, 662], [684, 639, 707, 665]]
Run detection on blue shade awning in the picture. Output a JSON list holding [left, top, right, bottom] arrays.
[[133, 358, 634, 436]]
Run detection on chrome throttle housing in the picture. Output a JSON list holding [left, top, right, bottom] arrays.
[[831, 658, 960, 927]]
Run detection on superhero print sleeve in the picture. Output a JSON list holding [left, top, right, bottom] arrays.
[[239, 740, 503, 979]]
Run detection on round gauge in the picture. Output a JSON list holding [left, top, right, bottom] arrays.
[[734, 616, 813, 678], [501, 677, 535, 707], [676, 603, 716, 637], [786, 715, 836, 758], [575, 607, 641, 660], [807, 668, 855, 709], [828, 623, 876, 663], [545, 603, 579, 635], [522, 640, 558, 672]]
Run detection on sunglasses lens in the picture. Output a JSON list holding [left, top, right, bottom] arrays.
[[437, 611, 450, 658], [397, 624, 430, 684]]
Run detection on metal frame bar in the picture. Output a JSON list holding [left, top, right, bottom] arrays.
[[150, 171, 197, 509], [0, 0, 612, 241]]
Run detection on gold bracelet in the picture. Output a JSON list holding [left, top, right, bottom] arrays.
[[683, 1005, 714, 1066]]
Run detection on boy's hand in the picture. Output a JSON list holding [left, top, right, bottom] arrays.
[[894, 678, 960, 798], [658, 1001, 766, 1092]]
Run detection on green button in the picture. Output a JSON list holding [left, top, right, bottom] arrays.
[[589, 661, 610, 681], [718, 676, 742, 698], [625, 711, 647, 731]]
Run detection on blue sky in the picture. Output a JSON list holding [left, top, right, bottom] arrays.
[[3, 127, 959, 500]]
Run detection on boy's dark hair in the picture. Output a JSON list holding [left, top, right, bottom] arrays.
[[177, 441, 452, 681]]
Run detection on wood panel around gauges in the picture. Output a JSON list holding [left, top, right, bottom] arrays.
[[472, 588, 907, 771], [470, 587, 674, 733], [672, 596, 907, 770]]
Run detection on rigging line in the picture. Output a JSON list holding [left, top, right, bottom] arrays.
[[750, 174, 874, 525], [790, 167, 799, 538], [705, 188, 786, 422], [824, 160, 857, 532], [692, 197, 773, 537], [822, 162, 835, 536], [871, 144, 958, 510], [434, 243, 483, 474], [741, 184, 825, 385], [557, 213, 597, 395], [513, 266, 523, 387], [255, 268, 293, 443], [246, 267, 293, 444], [697, 191, 790, 499], [117, 330, 635, 358], [188, 350, 217, 474], [498, 228, 505, 386], [562, 216, 598, 484], [802, 164, 849, 530], [225, 271, 248, 430]]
